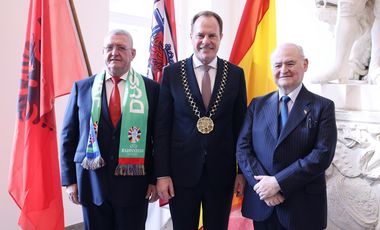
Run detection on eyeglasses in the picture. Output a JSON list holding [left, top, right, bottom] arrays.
[[103, 45, 132, 52]]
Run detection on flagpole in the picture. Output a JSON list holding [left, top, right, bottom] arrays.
[[68, 0, 92, 76]]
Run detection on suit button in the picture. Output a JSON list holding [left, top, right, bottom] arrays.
[[112, 136, 116, 140]]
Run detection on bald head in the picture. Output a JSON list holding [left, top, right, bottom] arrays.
[[271, 43, 305, 64]]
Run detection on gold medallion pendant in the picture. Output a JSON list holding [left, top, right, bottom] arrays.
[[180, 59, 229, 135], [197, 117, 214, 134]]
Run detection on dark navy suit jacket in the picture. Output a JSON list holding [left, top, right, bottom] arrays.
[[237, 85, 337, 230], [60, 74, 159, 207], [154, 56, 247, 188]]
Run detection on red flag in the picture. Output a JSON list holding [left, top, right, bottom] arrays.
[[8, 0, 89, 229], [148, 0, 178, 83]]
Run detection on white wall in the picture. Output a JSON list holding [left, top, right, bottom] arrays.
[[276, 0, 335, 81], [0, 0, 333, 229], [0, 0, 28, 228], [173, 0, 245, 60]]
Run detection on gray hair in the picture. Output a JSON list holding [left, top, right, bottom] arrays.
[[104, 29, 133, 47], [271, 43, 305, 62]]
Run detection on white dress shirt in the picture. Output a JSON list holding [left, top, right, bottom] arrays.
[[105, 70, 128, 109], [278, 83, 303, 114], [192, 56, 218, 93]]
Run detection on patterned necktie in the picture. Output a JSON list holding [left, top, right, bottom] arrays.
[[280, 95, 291, 129], [201, 65, 211, 109], [109, 76, 121, 127]]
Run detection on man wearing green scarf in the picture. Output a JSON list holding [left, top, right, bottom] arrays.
[[60, 29, 159, 230]]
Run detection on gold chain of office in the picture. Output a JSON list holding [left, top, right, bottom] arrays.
[[180, 59, 228, 134]]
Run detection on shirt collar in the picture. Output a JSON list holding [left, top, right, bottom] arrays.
[[278, 83, 302, 102], [192, 55, 218, 70], [105, 69, 128, 81]]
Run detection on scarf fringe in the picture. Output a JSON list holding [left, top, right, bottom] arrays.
[[114, 164, 145, 176], [81, 156, 105, 170]]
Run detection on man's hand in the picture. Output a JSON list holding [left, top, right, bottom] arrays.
[[263, 193, 285, 207], [65, 184, 80, 205], [145, 184, 159, 203], [253, 175, 281, 200], [234, 174, 246, 197], [156, 177, 175, 200]]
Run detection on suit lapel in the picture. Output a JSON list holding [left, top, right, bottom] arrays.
[[277, 86, 311, 145], [264, 92, 280, 140], [100, 81, 116, 130], [186, 57, 224, 113], [186, 57, 206, 113], [208, 58, 223, 112]]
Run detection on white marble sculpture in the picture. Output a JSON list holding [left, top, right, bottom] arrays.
[[312, 0, 380, 84], [326, 119, 380, 230]]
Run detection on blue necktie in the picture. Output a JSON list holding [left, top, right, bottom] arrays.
[[280, 96, 291, 129]]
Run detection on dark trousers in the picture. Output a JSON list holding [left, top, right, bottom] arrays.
[[82, 199, 148, 230], [169, 170, 234, 230], [254, 211, 287, 230]]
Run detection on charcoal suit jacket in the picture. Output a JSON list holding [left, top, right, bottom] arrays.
[[154, 56, 247, 189], [237, 85, 337, 230]]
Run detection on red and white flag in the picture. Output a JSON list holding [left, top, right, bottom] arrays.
[[146, 1, 177, 228], [148, 0, 177, 83], [8, 0, 89, 229]]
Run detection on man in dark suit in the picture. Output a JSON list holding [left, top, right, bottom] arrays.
[[236, 43, 337, 230], [60, 29, 159, 230], [154, 11, 247, 230]]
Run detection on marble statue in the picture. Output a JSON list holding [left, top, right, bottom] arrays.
[[313, 0, 380, 84], [326, 120, 380, 229]]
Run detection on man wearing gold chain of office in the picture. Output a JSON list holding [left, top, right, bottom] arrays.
[[154, 10, 247, 230]]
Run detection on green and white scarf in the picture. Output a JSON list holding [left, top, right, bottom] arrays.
[[81, 69, 148, 176]]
